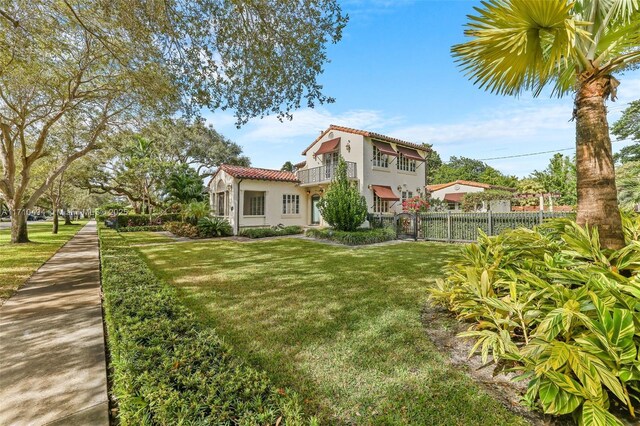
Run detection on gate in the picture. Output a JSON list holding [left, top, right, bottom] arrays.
[[396, 212, 417, 240]]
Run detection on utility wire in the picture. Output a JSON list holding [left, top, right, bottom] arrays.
[[478, 140, 626, 161]]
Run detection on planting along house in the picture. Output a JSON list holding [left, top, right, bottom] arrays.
[[209, 125, 429, 234], [426, 180, 515, 212]]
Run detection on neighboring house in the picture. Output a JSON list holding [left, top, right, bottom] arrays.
[[426, 180, 515, 212], [209, 125, 429, 234]]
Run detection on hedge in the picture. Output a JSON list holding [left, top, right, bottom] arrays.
[[305, 227, 395, 245], [98, 213, 182, 228], [116, 225, 165, 232], [99, 229, 311, 425], [238, 226, 304, 239]]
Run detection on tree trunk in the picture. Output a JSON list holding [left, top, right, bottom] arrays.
[[575, 75, 625, 249], [10, 208, 29, 243], [52, 210, 59, 234], [64, 209, 72, 225]]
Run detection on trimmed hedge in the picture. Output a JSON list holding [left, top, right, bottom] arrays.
[[106, 214, 182, 228], [305, 227, 395, 246], [99, 229, 311, 425], [116, 225, 165, 232], [239, 226, 303, 239]]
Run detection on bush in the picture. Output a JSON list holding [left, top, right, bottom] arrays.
[[99, 229, 310, 425], [117, 225, 165, 232], [305, 227, 395, 245], [197, 217, 233, 237], [317, 158, 367, 231], [239, 226, 303, 239], [115, 213, 181, 228], [163, 221, 200, 238], [428, 215, 640, 425]]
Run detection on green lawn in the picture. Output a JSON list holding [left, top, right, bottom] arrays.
[[127, 234, 528, 425], [0, 221, 88, 304]]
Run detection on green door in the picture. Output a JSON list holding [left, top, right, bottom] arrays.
[[311, 195, 321, 225]]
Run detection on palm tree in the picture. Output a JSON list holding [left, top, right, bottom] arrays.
[[452, 0, 640, 249]]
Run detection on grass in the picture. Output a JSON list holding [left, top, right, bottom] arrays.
[[0, 220, 88, 304], [127, 235, 529, 425]]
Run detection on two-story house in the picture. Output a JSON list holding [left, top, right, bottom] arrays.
[[208, 125, 429, 234]]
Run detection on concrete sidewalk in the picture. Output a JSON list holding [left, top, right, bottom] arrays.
[[0, 221, 108, 425]]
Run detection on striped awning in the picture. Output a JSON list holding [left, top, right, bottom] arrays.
[[397, 146, 424, 161], [372, 185, 400, 201], [372, 140, 397, 156], [314, 137, 340, 156]]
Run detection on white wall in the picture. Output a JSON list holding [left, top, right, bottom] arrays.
[[301, 130, 427, 214], [236, 180, 308, 230]]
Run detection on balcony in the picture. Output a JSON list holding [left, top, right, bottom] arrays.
[[296, 161, 357, 186]]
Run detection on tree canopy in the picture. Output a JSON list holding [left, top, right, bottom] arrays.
[[429, 155, 518, 188], [612, 100, 640, 164], [0, 0, 346, 242]]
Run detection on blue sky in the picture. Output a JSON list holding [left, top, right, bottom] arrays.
[[204, 0, 639, 178]]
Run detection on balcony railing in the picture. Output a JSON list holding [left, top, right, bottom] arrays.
[[296, 161, 357, 185]]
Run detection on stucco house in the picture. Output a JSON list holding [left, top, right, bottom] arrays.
[[209, 125, 429, 234], [426, 180, 515, 212]]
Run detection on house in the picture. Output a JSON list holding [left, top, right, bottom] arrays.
[[426, 180, 515, 212], [208, 125, 429, 234]]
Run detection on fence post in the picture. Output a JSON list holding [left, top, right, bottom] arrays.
[[447, 210, 452, 242], [539, 209, 543, 225], [487, 210, 493, 236]]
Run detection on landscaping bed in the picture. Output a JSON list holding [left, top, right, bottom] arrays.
[[239, 226, 303, 239], [305, 226, 395, 245], [99, 228, 310, 425]]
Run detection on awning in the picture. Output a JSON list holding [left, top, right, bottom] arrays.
[[314, 137, 340, 156], [443, 193, 466, 203], [397, 146, 424, 161], [371, 185, 400, 201], [372, 140, 397, 157]]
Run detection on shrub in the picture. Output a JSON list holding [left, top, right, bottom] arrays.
[[239, 226, 303, 239], [317, 157, 367, 231], [197, 217, 233, 237], [99, 229, 310, 425], [305, 227, 395, 245], [117, 225, 164, 232], [163, 221, 200, 238], [428, 215, 640, 425], [114, 213, 181, 228]]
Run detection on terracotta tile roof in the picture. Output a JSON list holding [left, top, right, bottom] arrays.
[[212, 164, 299, 183], [426, 180, 516, 192], [301, 124, 430, 155], [293, 160, 306, 169]]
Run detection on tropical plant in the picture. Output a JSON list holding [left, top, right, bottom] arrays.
[[428, 215, 640, 425], [164, 165, 205, 205], [317, 157, 367, 231], [183, 201, 209, 224], [197, 217, 233, 237], [531, 153, 578, 206], [461, 190, 514, 211], [452, 0, 640, 249]]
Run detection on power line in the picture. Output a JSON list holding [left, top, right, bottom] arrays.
[[478, 140, 626, 161]]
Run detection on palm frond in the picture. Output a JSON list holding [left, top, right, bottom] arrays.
[[452, 0, 589, 97]]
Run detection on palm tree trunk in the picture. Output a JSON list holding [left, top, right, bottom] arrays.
[[575, 76, 625, 249]]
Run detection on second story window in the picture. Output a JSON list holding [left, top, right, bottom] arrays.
[[372, 146, 388, 168], [397, 153, 416, 172]]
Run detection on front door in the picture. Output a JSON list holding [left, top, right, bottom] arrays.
[[311, 195, 321, 225]]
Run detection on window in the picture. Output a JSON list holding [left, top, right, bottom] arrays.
[[401, 191, 413, 203], [372, 146, 388, 168], [324, 151, 339, 179], [215, 192, 226, 216], [397, 153, 416, 172], [373, 194, 390, 213], [282, 194, 300, 215], [243, 191, 265, 216]]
